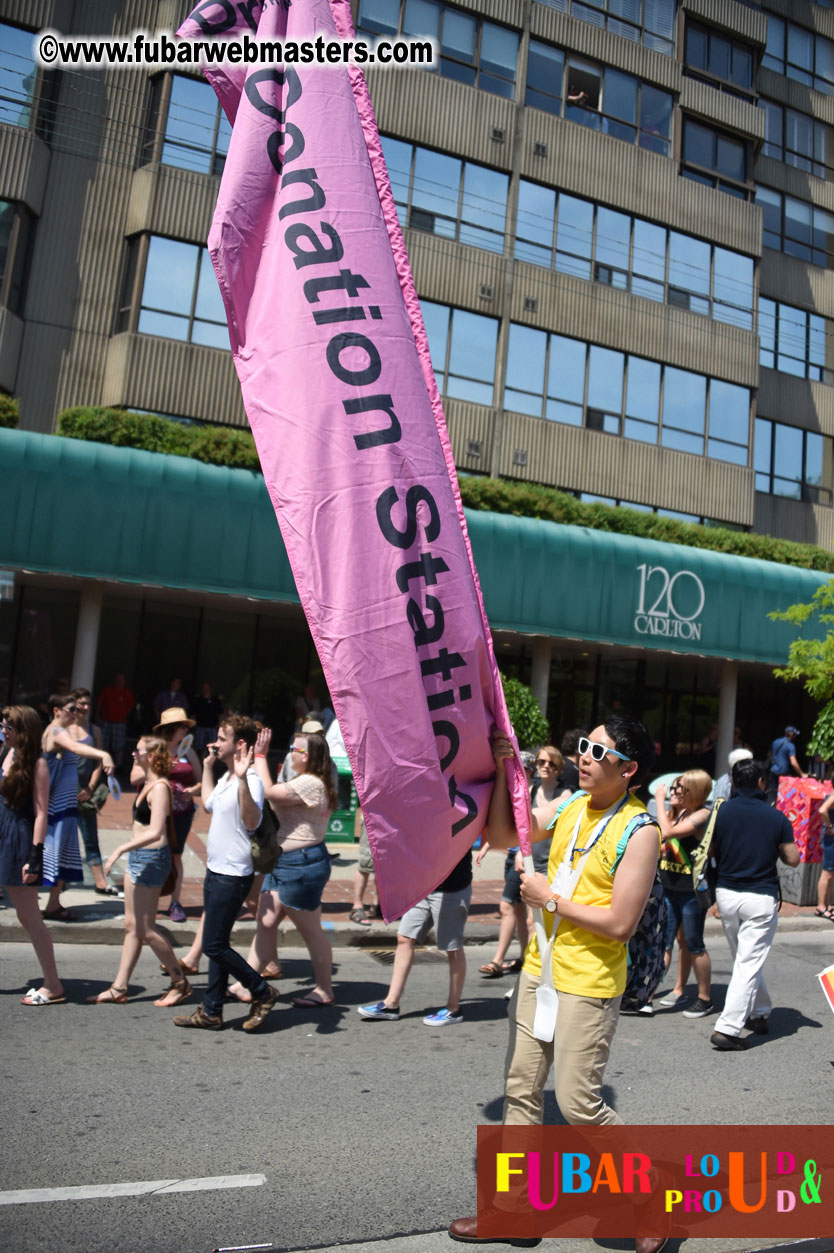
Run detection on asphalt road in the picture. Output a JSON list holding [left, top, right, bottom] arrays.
[[1, 930, 833, 1253]]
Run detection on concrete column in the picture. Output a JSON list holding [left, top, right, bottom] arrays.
[[70, 584, 103, 692], [715, 659, 738, 781], [530, 637, 552, 716]]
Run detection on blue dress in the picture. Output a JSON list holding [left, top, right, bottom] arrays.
[[43, 747, 83, 885], [0, 775, 35, 887]]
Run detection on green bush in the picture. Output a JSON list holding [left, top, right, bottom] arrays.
[[0, 394, 19, 428], [501, 677, 549, 749], [457, 475, 834, 574], [57, 406, 259, 471]]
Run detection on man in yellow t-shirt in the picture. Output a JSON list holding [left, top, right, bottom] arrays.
[[449, 715, 661, 1252]]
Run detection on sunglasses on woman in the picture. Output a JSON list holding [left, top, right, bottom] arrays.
[[578, 735, 632, 764]]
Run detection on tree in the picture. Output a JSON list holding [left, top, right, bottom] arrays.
[[501, 677, 549, 749], [770, 583, 834, 758]]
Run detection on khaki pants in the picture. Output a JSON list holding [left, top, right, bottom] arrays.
[[504, 969, 623, 1126]]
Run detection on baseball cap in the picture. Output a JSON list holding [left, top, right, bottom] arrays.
[[301, 719, 325, 734]]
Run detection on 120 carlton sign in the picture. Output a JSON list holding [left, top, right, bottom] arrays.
[[634, 563, 706, 641]]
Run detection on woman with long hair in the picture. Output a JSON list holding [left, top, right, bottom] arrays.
[[229, 728, 336, 1007], [141, 707, 201, 925], [0, 706, 65, 1004], [87, 735, 190, 1006], [655, 768, 714, 1018], [42, 693, 115, 919]]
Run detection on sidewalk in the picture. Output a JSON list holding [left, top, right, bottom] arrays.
[[2, 789, 831, 947]]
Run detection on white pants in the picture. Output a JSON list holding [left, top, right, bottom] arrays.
[[714, 887, 779, 1037]]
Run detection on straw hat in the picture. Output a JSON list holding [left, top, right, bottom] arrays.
[[301, 719, 325, 734], [154, 706, 195, 733]]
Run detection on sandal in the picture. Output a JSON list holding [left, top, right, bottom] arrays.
[[479, 961, 504, 978], [349, 907, 372, 926], [42, 907, 72, 922], [501, 959, 523, 973], [154, 977, 191, 1008], [20, 987, 66, 1005], [160, 960, 199, 975], [262, 964, 283, 980], [86, 985, 128, 1004], [814, 907, 834, 921]]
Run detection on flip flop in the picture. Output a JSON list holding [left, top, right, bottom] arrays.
[[262, 966, 283, 980], [501, 959, 523, 973], [20, 988, 66, 1005], [42, 907, 72, 922], [349, 907, 372, 926], [292, 994, 335, 1008]]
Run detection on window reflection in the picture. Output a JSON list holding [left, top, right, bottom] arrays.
[[383, 137, 507, 253], [420, 300, 497, 405], [755, 417, 833, 504]]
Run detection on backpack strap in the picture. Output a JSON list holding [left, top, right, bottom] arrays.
[[546, 789, 587, 830], [610, 812, 659, 875]]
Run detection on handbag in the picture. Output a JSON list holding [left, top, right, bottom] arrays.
[[79, 781, 109, 813], [250, 799, 281, 874], [691, 799, 723, 909]]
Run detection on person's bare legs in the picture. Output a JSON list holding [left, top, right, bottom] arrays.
[[285, 905, 333, 1002], [667, 928, 692, 997], [383, 932, 415, 1008], [7, 886, 64, 998], [229, 890, 284, 1002], [691, 949, 711, 1003], [817, 868, 834, 914], [45, 878, 65, 914], [352, 866, 370, 913], [446, 946, 466, 1014], [181, 906, 205, 970]]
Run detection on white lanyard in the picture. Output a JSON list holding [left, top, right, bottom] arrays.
[[532, 793, 627, 1042]]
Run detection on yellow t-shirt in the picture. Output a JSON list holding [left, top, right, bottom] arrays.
[[522, 792, 658, 998]]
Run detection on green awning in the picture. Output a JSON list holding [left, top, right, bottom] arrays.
[[2, 429, 828, 666]]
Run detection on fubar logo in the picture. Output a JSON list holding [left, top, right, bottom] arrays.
[[635, 563, 706, 641]]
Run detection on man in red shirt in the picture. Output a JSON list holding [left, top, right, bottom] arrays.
[[96, 673, 135, 769]]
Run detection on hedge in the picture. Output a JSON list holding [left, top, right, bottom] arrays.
[[0, 394, 19, 428], [55, 405, 834, 575]]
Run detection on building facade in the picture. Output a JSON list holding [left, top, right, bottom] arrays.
[[0, 0, 828, 765]]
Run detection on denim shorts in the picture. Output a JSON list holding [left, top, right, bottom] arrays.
[[663, 889, 707, 956], [502, 852, 523, 905], [823, 833, 834, 873], [127, 845, 171, 888], [263, 843, 331, 911]]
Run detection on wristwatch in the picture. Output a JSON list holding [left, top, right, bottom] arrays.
[[544, 892, 560, 914]]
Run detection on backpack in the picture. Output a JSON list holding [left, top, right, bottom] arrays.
[[613, 814, 667, 1008], [250, 799, 280, 874]]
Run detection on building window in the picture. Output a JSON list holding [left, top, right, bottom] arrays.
[[382, 136, 508, 253], [142, 74, 232, 175], [514, 182, 754, 329], [759, 298, 834, 383], [420, 300, 498, 405], [755, 418, 833, 504], [762, 16, 834, 97], [759, 99, 833, 181], [503, 324, 750, 464], [118, 235, 228, 348], [684, 21, 754, 98], [756, 185, 834, 269], [0, 21, 59, 139], [526, 42, 673, 156], [533, 0, 676, 58], [0, 200, 33, 315], [681, 119, 748, 197], [357, 0, 518, 98]]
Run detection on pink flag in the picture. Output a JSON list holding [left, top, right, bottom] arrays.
[[179, 0, 531, 919]]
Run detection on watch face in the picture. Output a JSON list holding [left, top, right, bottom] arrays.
[[544, 898, 556, 912]]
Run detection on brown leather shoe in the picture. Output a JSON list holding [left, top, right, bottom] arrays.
[[242, 985, 279, 1033], [448, 1216, 541, 1247], [635, 1238, 668, 1253]]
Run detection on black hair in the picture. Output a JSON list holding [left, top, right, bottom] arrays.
[[732, 758, 766, 791], [560, 728, 585, 756], [602, 714, 656, 787]]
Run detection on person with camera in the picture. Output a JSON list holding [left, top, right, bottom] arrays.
[[174, 716, 279, 1033]]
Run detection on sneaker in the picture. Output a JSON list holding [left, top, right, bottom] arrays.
[[357, 1001, 399, 1021], [620, 999, 654, 1017], [657, 992, 689, 1008], [682, 998, 713, 1019], [168, 901, 187, 923], [745, 1015, 769, 1035], [173, 1005, 223, 1031], [242, 986, 279, 1033], [711, 1029, 746, 1051], [638, 1003, 655, 1016], [423, 1007, 463, 1026]]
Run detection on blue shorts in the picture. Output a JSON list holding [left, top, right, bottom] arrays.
[[502, 852, 523, 905], [663, 889, 707, 956], [263, 843, 331, 912], [127, 845, 171, 888], [823, 833, 834, 873]]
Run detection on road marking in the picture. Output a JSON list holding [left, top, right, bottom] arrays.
[[0, 1174, 266, 1206]]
